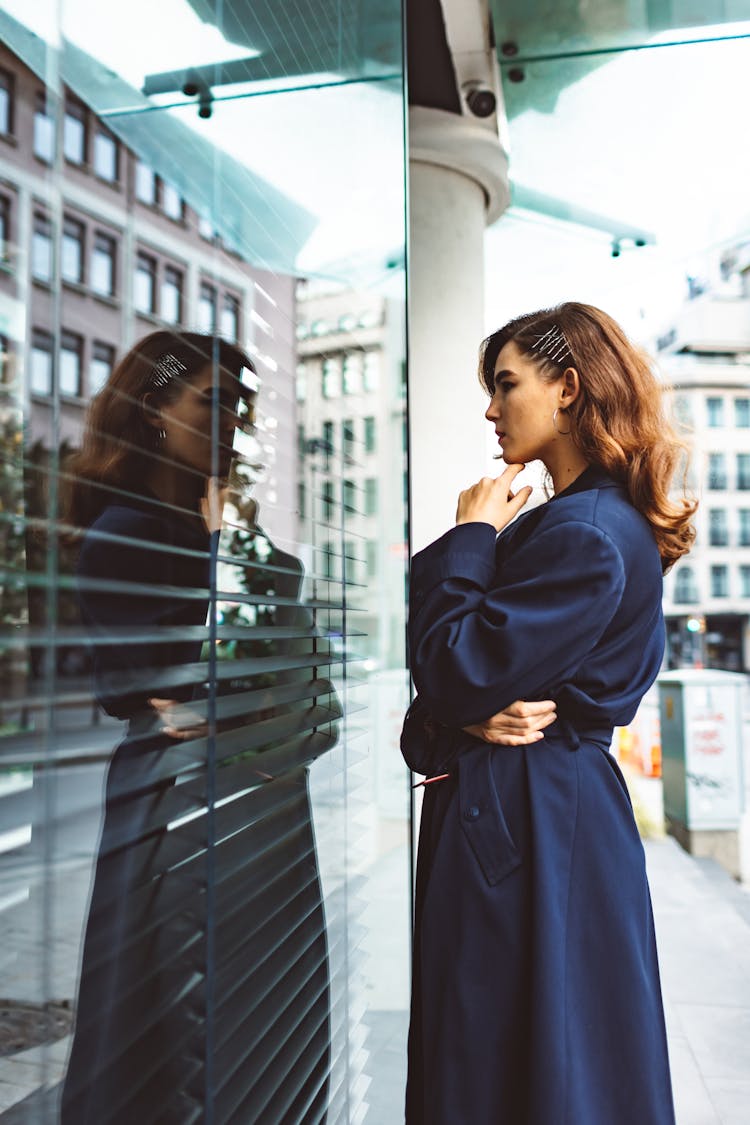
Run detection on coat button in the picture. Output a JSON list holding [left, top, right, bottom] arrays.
[[464, 805, 480, 821]]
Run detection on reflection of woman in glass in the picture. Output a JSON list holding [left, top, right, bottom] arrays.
[[402, 304, 695, 1124], [61, 331, 334, 1123]]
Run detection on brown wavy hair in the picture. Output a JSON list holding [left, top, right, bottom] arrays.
[[63, 330, 253, 531], [479, 302, 696, 572]]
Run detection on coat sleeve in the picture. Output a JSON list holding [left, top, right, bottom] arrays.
[[76, 513, 208, 719], [408, 519, 626, 727]]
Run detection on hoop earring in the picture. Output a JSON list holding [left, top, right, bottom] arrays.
[[552, 408, 571, 435]]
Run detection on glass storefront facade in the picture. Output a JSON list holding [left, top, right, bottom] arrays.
[[0, 3, 409, 1120]]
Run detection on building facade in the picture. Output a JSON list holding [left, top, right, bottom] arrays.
[[659, 247, 750, 671]]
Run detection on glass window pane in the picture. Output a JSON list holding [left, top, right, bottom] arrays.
[[135, 162, 157, 204], [32, 216, 52, 281], [162, 182, 182, 220], [135, 254, 156, 313], [738, 453, 750, 490], [706, 397, 724, 427], [93, 131, 118, 181], [161, 268, 182, 323], [708, 453, 727, 490], [363, 350, 380, 392], [343, 352, 363, 395], [64, 108, 86, 164], [198, 283, 216, 331], [221, 296, 239, 342], [60, 334, 82, 396], [62, 220, 84, 284], [90, 342, 115, 394], [91, 233, 115, 295], [735, 398, 750, 428], [33, 104, 55, 162], [0, 70, 11, 135], [364, 416, 376, 453], [710, 565, 729, 598], [30, 332, 53, 395]]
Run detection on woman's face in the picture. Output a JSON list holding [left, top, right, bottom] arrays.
[[158, 364, 245, 479], [485, 340, 563, 466]]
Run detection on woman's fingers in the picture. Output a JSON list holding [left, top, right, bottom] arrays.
[[462, 698, 558, 746], [455, 464, 532, 533]]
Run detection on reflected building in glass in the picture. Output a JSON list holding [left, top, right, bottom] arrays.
[[0, 2, 410, 1121]]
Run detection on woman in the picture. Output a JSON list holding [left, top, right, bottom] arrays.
[[401, 303, 695, 1125], [61, 331, 335, 1123]]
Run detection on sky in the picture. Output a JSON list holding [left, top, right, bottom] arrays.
[[7, 2, 750, 334]]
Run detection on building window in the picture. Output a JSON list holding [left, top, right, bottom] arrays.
[[33, 94, 55, 163], [739, 510, 750, 547], [161, 266, 183, 324], [365, 478, 378, 516], [198, 282, 217, 332], [366, 540, 377, 578], [30, 330, 54, 396], [343, 352, 363, 395], [738, 453, 750, 491], [735, 398, 750, 428], [343, 540, 358, 584], [297, 481, 306, 519], [0, 69, 13, 135], [322, 479, 334, 522], [135, 162, 157, 204], [707, 453, 727, 491], [296, 363, 307, 403], [32, 214, 53, 282], [60, 331, 83, 397], [0, 195, 10, 263], [91, 232, 116, 296], [221, 295, 240, 342], [708, 508, 728, 547], [342, 419, 355, 460], [63, 99, 86, 164], [322, 356, 341, 399], [706, 397, 724, 428], [741, 565, 750, 599], [161, 182, 183, 220], [90, 341, 115, 394], [344, 479, 357, 513], [321, 541, 336, 580], [672, 394, 692, 426], [0, 334, 10, 386], [364, 416, 376, 453], [135, 253, 157, 314], [198, 214, 214, 240], [363, 350, 380, 392], [322, 420, 334, 469], [673, 565, 698, 604], [710, 565, 728, 598], [61, 217, 85, 284], [93, 129, 118, 182]]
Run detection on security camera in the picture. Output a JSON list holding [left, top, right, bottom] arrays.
[[463, 82, 497, 119]]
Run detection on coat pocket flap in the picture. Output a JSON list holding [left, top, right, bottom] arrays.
[[458, 748, 521, 887]]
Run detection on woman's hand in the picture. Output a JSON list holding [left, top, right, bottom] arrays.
[[200, 475, 229, 534], [456, 463, 532, 533], [149, 698, 208, 741], [463, 699, 557, 746]]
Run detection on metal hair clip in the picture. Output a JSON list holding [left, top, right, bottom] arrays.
[[530, 325, 573, 366], [150, 352, 188, 391]]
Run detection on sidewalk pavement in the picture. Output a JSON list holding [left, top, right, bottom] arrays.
[[645, 834, 750, 1125]]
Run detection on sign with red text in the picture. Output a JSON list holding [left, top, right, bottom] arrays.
[[683, 684, 743, 829]]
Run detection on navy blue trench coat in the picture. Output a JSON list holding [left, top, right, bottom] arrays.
[[402, 465, 676, 1125], [61, 494, 333, 1123]]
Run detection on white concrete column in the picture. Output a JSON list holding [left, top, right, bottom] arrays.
[[408, 106, 510, 552]]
